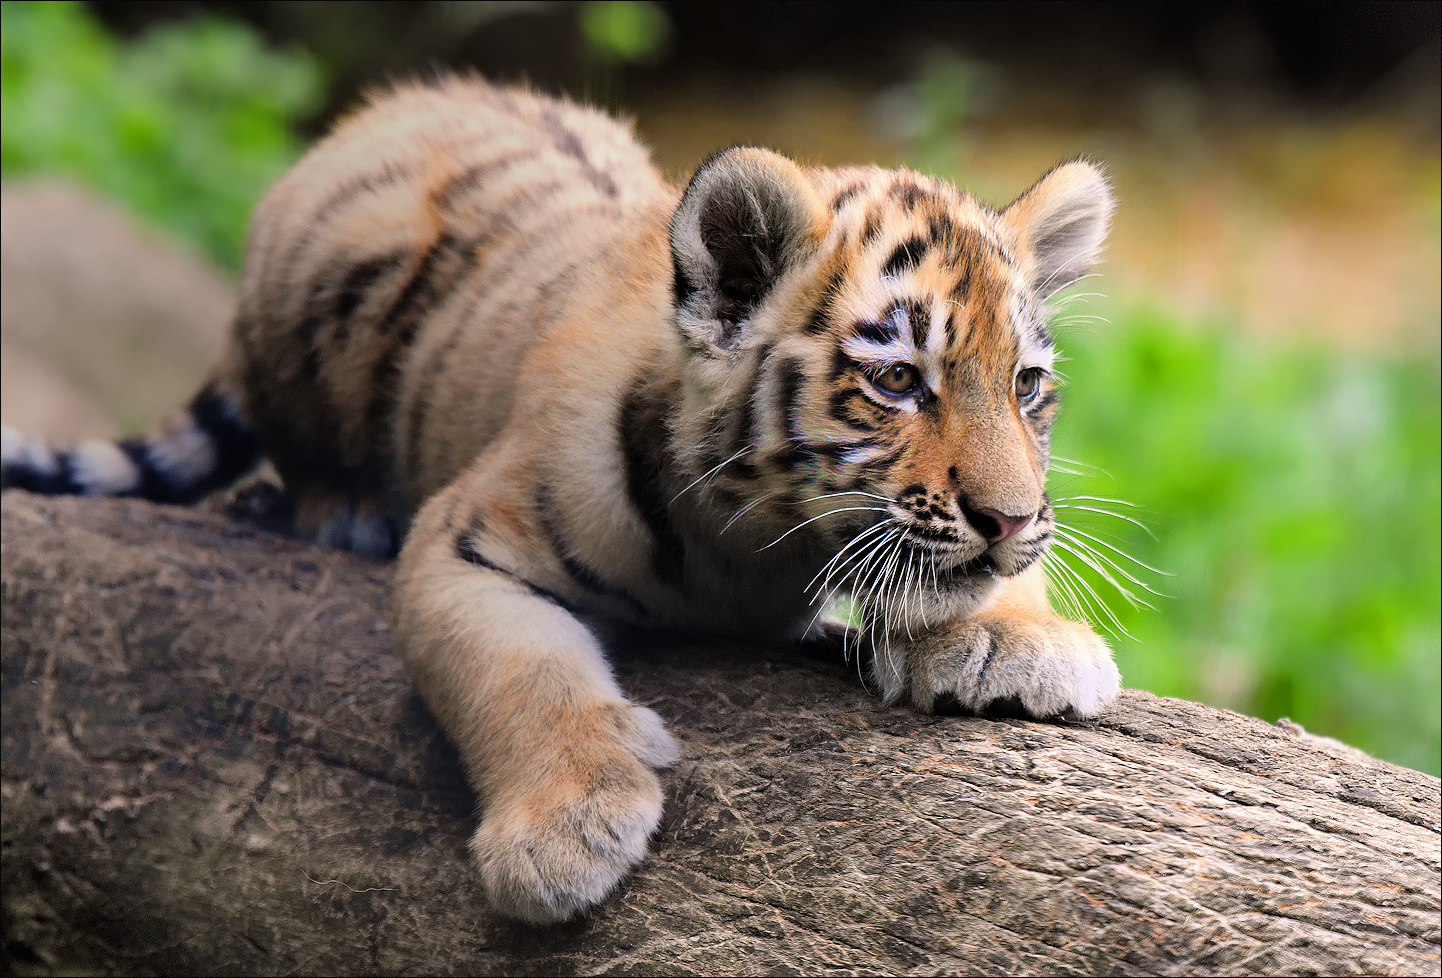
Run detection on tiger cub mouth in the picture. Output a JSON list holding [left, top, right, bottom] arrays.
[[887, 515, 1052, 580]]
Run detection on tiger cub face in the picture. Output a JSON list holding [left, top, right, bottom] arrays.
[[669, 150, 1114, 622]]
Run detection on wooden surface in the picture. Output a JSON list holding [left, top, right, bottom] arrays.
[[3, 492, 1439, 976]]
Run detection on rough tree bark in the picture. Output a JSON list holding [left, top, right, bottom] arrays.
[[2, 493, 1438, 976]]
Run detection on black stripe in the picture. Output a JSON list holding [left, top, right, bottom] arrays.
[[619, 377, 688, 584], [803, 262, 848, 335], [977, 626, 1000, 685], [890, 180, 929, 210], [542, 110, 619, 199], [831, 183, 863, 210], [278, 164, 407, 285], [728, 343, 772, 476], [854, 319, 900, 344], [186, 385, 262, 500], [376, 234, 456, 337], [404, 247, 579, 476], [950, 263, 974, 303], [311, 163, 406, 227], [827, 386, 878, 432], [861, 210, 884, 246], [904, 299, 930, 350], [0, 451, 80, 495], [116, 441, 166, 500], [904, 523, 964, 546], [536, 487, 649, 619], [4, 384, 257, 504], [771, 358, 806, 468], [927, 213, 956, 248], [121, 385, 261, 504], [334, 253, 406, 330], [881, 236, 928, 278], [436, 151, 540, 208], [297, 275, 332, 382], [296, 252, 409, 385], [455, 532, 566, 607], [362, 231, 481, 442], [804, 441, 852, 463]]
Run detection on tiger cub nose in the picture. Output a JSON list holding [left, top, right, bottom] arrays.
[[960, 500, 1036, 544]]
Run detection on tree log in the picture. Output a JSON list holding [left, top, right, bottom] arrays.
[[2, 493, 1438, 976]]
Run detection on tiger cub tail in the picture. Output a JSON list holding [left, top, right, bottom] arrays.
[[1, 378, 261, 505]]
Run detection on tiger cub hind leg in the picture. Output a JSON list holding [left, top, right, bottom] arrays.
[[877, 563, 1121, 719], [393, 466, 678, 924]]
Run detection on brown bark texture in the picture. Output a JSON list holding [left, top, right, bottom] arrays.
[[2, 492, 1439, 977]]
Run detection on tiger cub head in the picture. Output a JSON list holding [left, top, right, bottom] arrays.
[[669, 148, 1114, 618]]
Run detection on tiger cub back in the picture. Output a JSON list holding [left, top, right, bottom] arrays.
[[231, 78, 675, 544]]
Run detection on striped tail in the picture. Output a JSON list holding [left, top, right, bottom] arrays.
[[1, 382, 261, 504]]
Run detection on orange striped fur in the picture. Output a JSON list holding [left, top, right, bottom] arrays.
[[1, 76, 1122, 923]]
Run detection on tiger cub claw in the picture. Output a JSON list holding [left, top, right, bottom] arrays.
[[908, 614, 1120, 720]]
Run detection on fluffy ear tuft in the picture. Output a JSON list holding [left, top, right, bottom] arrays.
[[670, 147, 826, 352], [1002, 160, 1116, 298]]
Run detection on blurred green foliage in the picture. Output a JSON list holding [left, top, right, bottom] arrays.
[[580, 1, 670, 66], [1, 0, 321, 268], [1048, 312, 1441, 775]]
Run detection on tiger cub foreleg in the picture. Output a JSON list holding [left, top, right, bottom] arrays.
[[393, 467, 678, 924], [876, 563, 1121, 718]]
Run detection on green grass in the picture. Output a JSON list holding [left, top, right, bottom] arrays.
[[1047, 308, 1441, 774], [1, 0, 321, 269]]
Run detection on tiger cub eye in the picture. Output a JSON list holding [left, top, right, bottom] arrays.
[[874, 363, 921, 395], [1015, 367, 1043, 400]]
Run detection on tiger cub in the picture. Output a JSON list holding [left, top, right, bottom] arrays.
[[1, 76, 1121, 923]]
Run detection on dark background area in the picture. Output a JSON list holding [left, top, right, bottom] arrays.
[[91, 1, 1441, 131]]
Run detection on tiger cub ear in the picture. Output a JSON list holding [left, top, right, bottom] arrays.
[[670, 147, 827, 352], [1002, 159, 1116, 299]]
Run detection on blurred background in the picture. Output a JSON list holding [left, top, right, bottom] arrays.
[[2, 0, 1438, 773]]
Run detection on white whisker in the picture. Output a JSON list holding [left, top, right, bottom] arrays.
[[755, 506, 890, 553], [1049, 456, 1111, 479], [807, 519, 894, 595], [1053, 524, 1172, 581], [797, 489, 895, 505], [1051, 503, 1158, 540], [669, 446, 752, 505], [1051, 538, 1155, 612], [1042, 552, 1087, 622], [1045, 550, 1137, 640]]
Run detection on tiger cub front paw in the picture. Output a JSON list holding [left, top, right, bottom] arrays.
[[471, 703, 679, 924], [907, 613, 1120, 719]]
